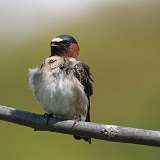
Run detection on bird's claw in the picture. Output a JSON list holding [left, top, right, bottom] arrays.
[[72, 115, 81, 129], [43, 113, 54, 125], [33, 113, 53, 131]]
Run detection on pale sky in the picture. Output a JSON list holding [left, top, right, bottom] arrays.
[[0, 0, 159, 43]]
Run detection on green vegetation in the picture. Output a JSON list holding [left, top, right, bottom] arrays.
[[0, 1, 160, 159]]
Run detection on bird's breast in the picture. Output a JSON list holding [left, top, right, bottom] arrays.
[[35, 71, 88, 120]]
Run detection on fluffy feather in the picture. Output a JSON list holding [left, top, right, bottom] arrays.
[[29, 57, 88, 121]]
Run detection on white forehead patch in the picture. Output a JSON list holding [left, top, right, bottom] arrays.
[[51, 37, 63, 42]]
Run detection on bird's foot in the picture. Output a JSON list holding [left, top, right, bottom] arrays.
[[33, 113, 54, 131], [43, 113, 53, 118], [72, 115, 91, 143], [72, 115, 81, 129], [72, 115, 82, 140], [43, 113, 54, 125]]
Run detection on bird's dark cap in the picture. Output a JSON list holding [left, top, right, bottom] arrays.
[[58, 35, 78, 43], [50, 35, 78, 45]]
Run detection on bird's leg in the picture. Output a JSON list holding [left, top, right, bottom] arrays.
[[34, 113, 54, 131], [43, 113, 54, 125], [72, 115, 82, 140], [72, 114, 81, 129]]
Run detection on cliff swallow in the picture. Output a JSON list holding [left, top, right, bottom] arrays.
[[29, 35, 93, 143]]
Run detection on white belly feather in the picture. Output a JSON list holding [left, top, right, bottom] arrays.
[[29, 68, 88, 121]]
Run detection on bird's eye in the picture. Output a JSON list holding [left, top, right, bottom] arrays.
[[59, 40, 70, 45], [63, 40, 70, 44], [50, 40, 70, 46]]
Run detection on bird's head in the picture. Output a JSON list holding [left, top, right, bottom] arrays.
[[50, 35, 80, 59]]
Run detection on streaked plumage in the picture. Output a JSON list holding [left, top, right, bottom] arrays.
[[29, 56, 92, 121], [29, 35, 93, 143]]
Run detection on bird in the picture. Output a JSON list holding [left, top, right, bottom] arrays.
[[29, 35, 93, 143]]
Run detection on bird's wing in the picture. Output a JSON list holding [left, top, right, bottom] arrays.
[[73, 62, 93, 122]]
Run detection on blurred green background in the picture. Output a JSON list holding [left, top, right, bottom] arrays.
[[0, 0, 160, 159]]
